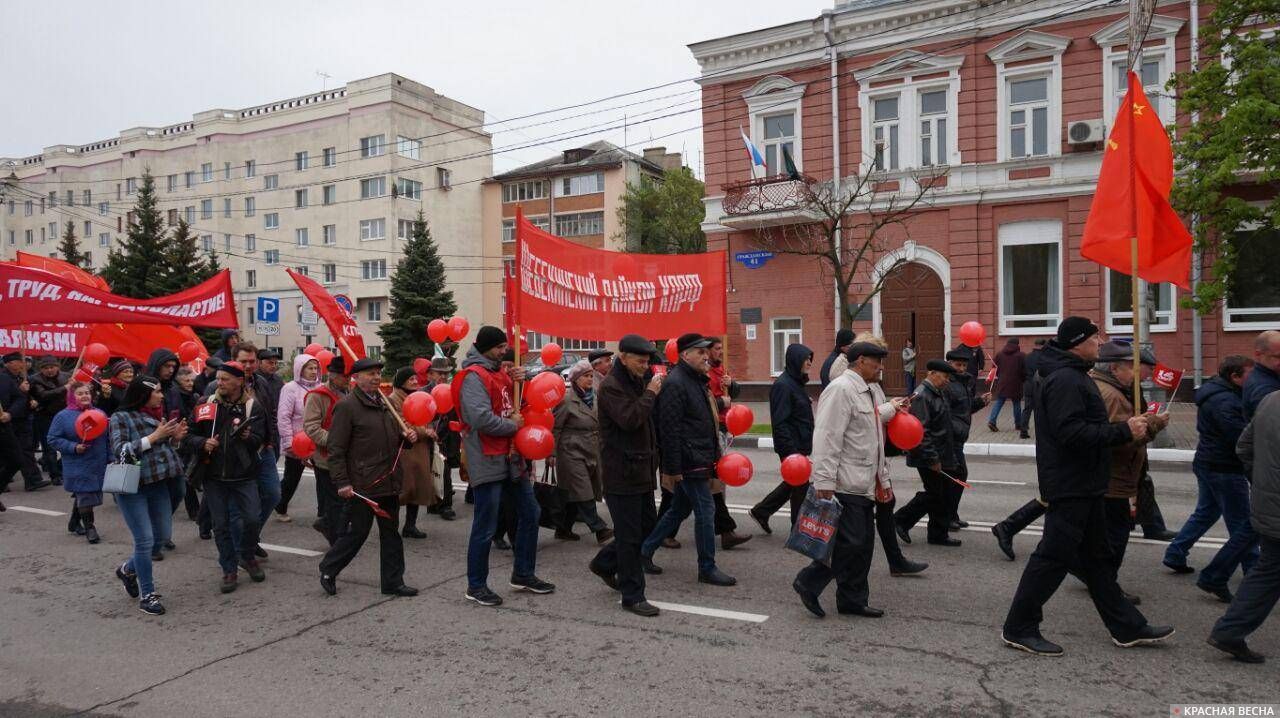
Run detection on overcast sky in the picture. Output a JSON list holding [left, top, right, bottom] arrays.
[[3, 1, 823, 178]]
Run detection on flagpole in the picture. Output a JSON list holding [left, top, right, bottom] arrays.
[[513, 206, 525, 408], [1126, 69, 1142, 412]]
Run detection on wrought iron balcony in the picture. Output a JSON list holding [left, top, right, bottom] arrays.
[[718, 174, 820, 229]]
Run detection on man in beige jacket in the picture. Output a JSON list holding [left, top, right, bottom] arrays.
[[793, 342, 909, 619]]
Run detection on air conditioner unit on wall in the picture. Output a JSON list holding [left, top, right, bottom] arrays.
[[1068, 119, 1106, 145]]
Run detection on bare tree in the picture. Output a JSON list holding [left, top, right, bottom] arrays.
[[747, 167, 945, 329]]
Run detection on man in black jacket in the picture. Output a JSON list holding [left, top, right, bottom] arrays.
[[894, 359, 962, 546], [1002, 316, 1172, 656], [1018, 339, 1046, 438], [819, 329, 855, 388], [640, 333, 736, 587], [0, 351, 49, 493], [943, 349, 990, 530], [234, 343, 280, 560], [30, 356, 67, 485], [589, 334, 666, 616], [749, 343, 814, 530]]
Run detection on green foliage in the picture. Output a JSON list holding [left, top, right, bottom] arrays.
[[378, 211, 457, 372], [616, 168, 706, 254], [99, 170, 170, 298], [1171, 1, 1280, 313], [58, 221, 90, 268]]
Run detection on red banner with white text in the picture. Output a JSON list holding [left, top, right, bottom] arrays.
[[0, 265, 237, 328], [512, 214, 726, 339], [286, 268, 366, 361]]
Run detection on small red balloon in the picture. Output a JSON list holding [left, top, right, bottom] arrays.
[[304, 343, 324, 357], [430, 383, 453, 415], [780, 454, 812, 487], [402, 391, 437, 425], [177, 341, 200, 363], [315, 350, 335, 372], [540, 342, 563, 367], [413, 357, 430, 375], [75, 409, 109, 442], [725, 404, 754, 437], [665, 338, 678, 365], [887, 412, 925, 450], [716, 452, 753, 487], [427, 319, 449, 344], [959, 321, 986, 349], [514, 425, 555, 460], [84, 343, 110, 368], [291, 431, 316, 460], [446, 316, 470, 342], [522, 407, 554, 430], [525, 371, 566, 411]]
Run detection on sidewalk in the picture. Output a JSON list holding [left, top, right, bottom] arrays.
[[735, 400, 1198, 462]]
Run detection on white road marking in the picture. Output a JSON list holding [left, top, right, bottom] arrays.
[[968, 480, 1026, 486], [7, 505, 65, 516], [647, 600, 769, 623], [259, 542, 324, 557], [960, 520, 1227, 550]]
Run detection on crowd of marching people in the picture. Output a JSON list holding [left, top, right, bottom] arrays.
[[2, 322, 1279, 662]]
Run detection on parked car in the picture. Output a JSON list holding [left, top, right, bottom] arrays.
[[520, 351, 584, 381]]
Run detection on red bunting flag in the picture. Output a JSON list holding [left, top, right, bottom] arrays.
[[193, 402, 218, 424], [0, 265, 237, 327], [351, 490, 392, 519], [1151, 362, 1184, 391], [986, 367, 998, 385], [1080, 71, 1193, 289], [286, 268, 366, 362]]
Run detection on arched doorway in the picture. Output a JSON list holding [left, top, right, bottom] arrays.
[[879, 262, 945, 395]]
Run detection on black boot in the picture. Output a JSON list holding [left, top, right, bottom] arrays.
[[992, 499, 1045, 561], [82, 509, 100, 544], [67, 501, 84, 535], [401, 505, 426, 539]]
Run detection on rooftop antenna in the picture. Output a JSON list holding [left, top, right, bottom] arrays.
[[316, 70, 332, 90]]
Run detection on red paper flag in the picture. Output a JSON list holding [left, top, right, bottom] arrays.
[[1080, 71, 1192, 289], [193, 402, 218, 424], [351, 490, 392, 519], [286, 268, 366, 362], [985, 367, 998, 384], [1151, 362, 1184, 391]]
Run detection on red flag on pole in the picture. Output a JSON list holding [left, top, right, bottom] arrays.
[[1151, 362, 1184, 391], [286, 268, 366, 361], [193, 402, 218, 424], [1080, 71, 1192, 289]]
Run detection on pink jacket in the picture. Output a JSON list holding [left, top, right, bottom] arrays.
[[277, 353, 321, 456]]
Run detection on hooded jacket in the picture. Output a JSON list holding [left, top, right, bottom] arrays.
[[278, 353, 320, 457], [145, 348, 183, 417], [457, 347, 519, 487], [1032, 343, 1133, 501], [212, 329, 239, 362], [770, 343, 814, 458], [1194, 376, 1249, 474], [1243, 363, 1280, 420], [31, 369, 69, 419], [992, 342, 1027, 400]]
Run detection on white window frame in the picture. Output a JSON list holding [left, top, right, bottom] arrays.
[[742, 75, 806, 178], [770, 317, 803, 377], [1093, 15, 1182, 128], [997, 220, 1063, 335], [322, 184, 336, 205], [360, 177, 386, 199], [870, 95, 900, 172], [988, 31, 1068, 163], [1105, 270, 1177, 333], [361, 259, 387, 280], [167, 175, 176, 192], [244, 196, 256, 216], [296, 227, 309, 247], [246, 269, 256, 288], [1223, 215, 1280, 330], [360, 134, 386, 158], [554, 211, 604, 237], [200, 199, 213, 219], [366, 300, 383, 322], [396, 178, 422, 200], [295, 188, 308, 208], [245, 233, 256, 252], [200, 235, 213, 252], [359, 218, 386, 241], [296, 151, 309, 171], [501, 180, 548, 203], [245, 160, 257, 178], [854, 51, 964, 174], [322, 263, 337, 285], [264, 212, 279, 230], [322, 224, 337, 245], [323, 147, 336, 167], [501, 219, 515, 243], [397, 219, 415, 240], [264, 250, 279, 265], [98, 202, 108, 216], [223, 198, 232, 218], [397, 136, 420, 160], [264, 174, 278, 190], [554, 172, 605, 198], [201, 163, 213, 183], [98, 232, 109, 247]]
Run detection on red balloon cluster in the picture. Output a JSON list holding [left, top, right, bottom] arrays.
[[725, 404, 754, 437], [664, 338, 678, 365], [525, 372, 566, 411], [84, 343, 110, 368], [521, 407, 554, 430], [447, 316, 470, 342], [430, 384, 453, 414], [540, 342, 563, 367], [959, 321, 986, 349], [315, 350, 335, 372], [887, 413, 924, 450], [304, 342, 324, 357], [75, 409, 109, 442], [426, 318, 449, 343], [403, 392, 437, 425], [177, 341, 201, 363], [291, 431, 316, 460], [780, 454, 812, 487], [515, 425, 555, 460], [716, 452, 753, 487]]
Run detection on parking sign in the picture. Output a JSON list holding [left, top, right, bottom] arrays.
[[257, 296, 280, 323]]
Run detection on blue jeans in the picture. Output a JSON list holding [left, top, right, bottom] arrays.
[[466, 479, 540, 590], [115, 481, 173, 597], [1197, 470, 1260, 589], [641, 475, 717, 574], [228, 449, 281, 553], [987, 397, 1022, 429]]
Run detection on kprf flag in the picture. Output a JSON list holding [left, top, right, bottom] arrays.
[[193, 402, 217, 424], [1080, 71, 1193, 289], [1151, 362, 1184, 391], [286, 268, 366, 363], [740, 126, 766, 176]]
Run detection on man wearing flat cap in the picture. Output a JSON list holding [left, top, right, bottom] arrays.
[[793, 341, 910, 618], [941, 348, 991, 530], [588, 349, 614, 393], [319, 355, 419, 598], [1002, 316, 1172, 656], [894, 358, 962, 547], [0, 351, 49, 493], [640, 332, 737, 587]]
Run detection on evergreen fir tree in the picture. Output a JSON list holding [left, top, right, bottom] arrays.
[[99, 170, 169, 298], [161, 218, 224, 351], [58, 221, 90, 268], [379, 211, 456, 372]]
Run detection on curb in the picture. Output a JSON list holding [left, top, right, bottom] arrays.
[[737, 436, 1194, 463]]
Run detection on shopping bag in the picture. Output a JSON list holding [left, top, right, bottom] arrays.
[[534, 464, 567, 530], [786, 486, 842, 565]]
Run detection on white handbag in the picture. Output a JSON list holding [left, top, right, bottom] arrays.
[[102, 445, 141, 495]]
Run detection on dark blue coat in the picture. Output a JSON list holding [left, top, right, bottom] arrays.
[[1194, 377, 1248, 474], [1244, 364, 1280, 420], [47, 408, 109, 494], [770, 343, 814, 458]]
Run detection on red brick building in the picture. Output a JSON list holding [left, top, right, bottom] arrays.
[[691, 0, 1275, 396]]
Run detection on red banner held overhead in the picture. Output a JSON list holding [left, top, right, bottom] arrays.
[[0, 324, 91, 357], [512, 214, 726, 339], [0, 265, 237, 328], [15, 252, 112, 291], [286, 268, 366, 361]]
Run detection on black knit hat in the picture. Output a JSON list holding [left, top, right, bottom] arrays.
[[327, 354, 346, 374], [393, 366, 416, 389], [1055, 316, 1099, 349], [835, 329, 855, 351], [474, 325, 508, 354]]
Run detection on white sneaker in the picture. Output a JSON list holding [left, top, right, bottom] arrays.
[[276, 513, 292, 523]]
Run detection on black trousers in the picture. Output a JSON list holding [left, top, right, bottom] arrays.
[[314, 467, 342, 544], [276, 456, 306, 514], [753, 479, 809, 526], [945, 453, 969, 521], [0, 424, 44, 489], [875, 497, 907, 567], [1003, 497, 1147, 639], [1103, 496, 1133, 573], [795, 494, 876, 610], [1136, 473, 1168, 534], [183, 478, 201, 519], [1211, 535, 1280, 643], [895, 466, 952, 541], [34, 414, 59, 479], [594, 492, 657, 605], [319, 493, 404, 591]]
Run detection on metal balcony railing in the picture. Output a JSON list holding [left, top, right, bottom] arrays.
[[721, 174, 817, 216]]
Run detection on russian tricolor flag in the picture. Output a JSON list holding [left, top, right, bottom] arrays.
[[740, 126, 765, 177]]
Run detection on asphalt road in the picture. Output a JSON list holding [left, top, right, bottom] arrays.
[[1, 452, 1274, 717]]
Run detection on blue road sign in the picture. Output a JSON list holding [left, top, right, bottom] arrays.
[[256, 296, 280, 323]]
